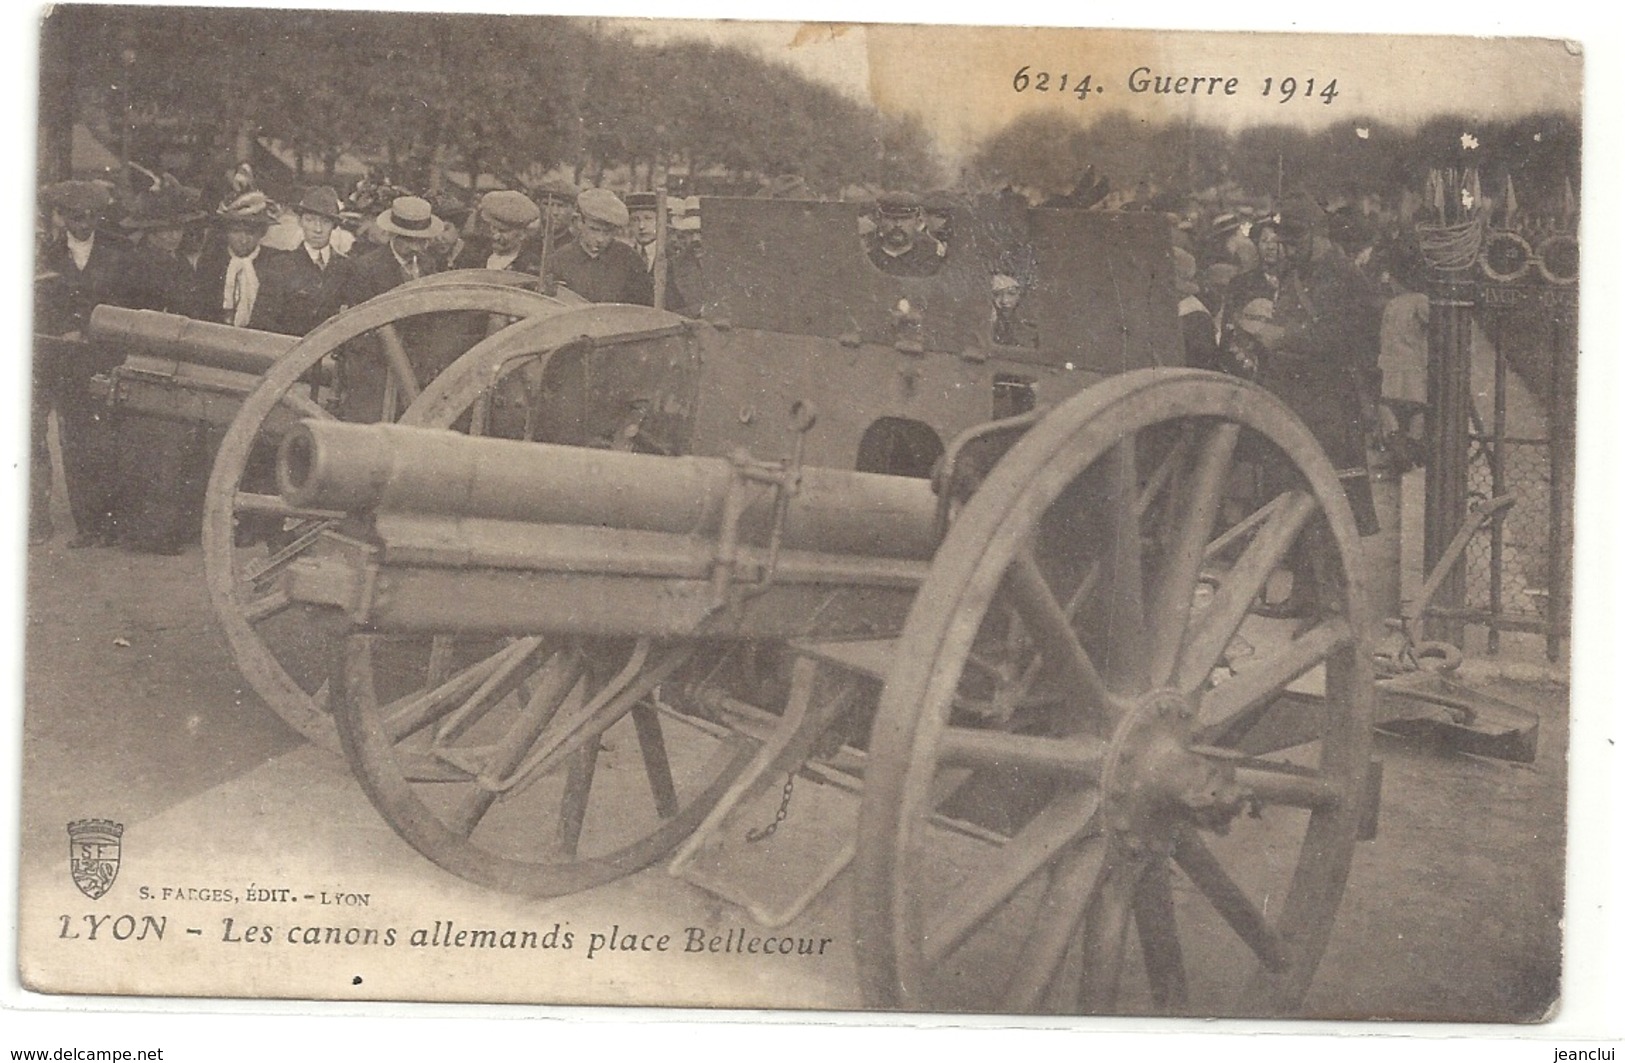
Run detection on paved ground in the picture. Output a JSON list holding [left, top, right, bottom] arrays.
[[11, 448, 1574, 1024]]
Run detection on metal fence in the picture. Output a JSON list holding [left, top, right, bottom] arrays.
[[1427, 246, 1576, 661]]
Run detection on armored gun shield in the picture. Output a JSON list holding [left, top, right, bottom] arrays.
[[702, 196, 1180, 374]]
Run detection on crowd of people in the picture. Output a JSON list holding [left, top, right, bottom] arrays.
[[31, 168, 711, 552], [33, 161, 1432, 565]]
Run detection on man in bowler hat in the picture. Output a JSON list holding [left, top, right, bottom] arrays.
[[252, 186, 353, 336]]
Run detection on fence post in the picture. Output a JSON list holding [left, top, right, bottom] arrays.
[[1423, 274, 1475, 645], [1547, 293, 1577, 662]]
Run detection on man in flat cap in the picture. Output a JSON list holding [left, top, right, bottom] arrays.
[[544, 189, 653, 306], [35, 179, 134, 546], [921, 190, 957, 258], [453, 189, 542, 274], [252, 186, 355, 336], [865, 192, 943, 278]]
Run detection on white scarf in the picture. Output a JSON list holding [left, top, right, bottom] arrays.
[[222, 249, 261, 327]]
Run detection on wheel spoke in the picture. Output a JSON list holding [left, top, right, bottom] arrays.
[[1076, 840, 1149, 1011], [1195, 618, 1351, 744], [1132, 860, 1189, 1010], [497, 644, 692, 794], [1004, 551, 1114, 724], [424, 635, 456, 688], [232, 491, 343, 521], [1172, 829, 1289, 971], [1099, 437, 1149, 690], [553, 742, 602, 859], [1147, 423, 1239, 685], [923, 788, 1100, 964], [376, 322, 424, 405], [445, 647, 585, 837], [241, 589, 293, 625], [277, 388, 331, 421], [382, 639, 535, 740], [1135, 431, 1193, 521], [436, 638, 556, 743], [1001, 839, 1106, 1012], [1175, 490, 1319, 691], [630, 703, 681, 818]]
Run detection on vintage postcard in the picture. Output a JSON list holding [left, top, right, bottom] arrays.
[[11, 1, 1608, 1039]]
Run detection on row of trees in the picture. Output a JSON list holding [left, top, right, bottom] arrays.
[[966, 109, 1582, 221], [38, 8, 941, 201], [37, 8, 1580, 219]]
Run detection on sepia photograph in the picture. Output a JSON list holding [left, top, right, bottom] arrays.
[[5, 0, 1618, 1053]]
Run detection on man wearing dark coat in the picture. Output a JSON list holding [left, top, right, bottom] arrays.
[[1240, 202, 1381, 549], [664, 211, 706, 318], [864, 192, 945, 278], [543, 189, 654, 306], [338, 197, 450, 421], [115, 178, 214, 553], [251, 186, 353, 336], [345, 195, 443, 304], [451, 189, 543, 275], [35, 180, 134, 546]]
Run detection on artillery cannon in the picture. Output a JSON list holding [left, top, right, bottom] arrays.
[[227, 197, 1392, 1016], [80, 273, 578, 747], [272, 369, 1377, 1016], [161, 200, 1181, 752], [56, 196, 1448, 1014]]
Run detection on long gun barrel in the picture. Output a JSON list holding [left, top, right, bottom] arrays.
[[85, 307, 306, 428], [276, 420, 942, 639], [88, 306, 296, 375], [279, 420, 940, 561]]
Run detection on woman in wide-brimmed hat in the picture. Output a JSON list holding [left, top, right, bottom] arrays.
[[200, 190, 273, 327], [120, 174, 207, 317]]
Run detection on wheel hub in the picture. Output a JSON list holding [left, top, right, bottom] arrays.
[[1101, 688, 1246, 846]]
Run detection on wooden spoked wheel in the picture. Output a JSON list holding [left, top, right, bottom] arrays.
[[855, 369, 1376, 1017], [327, 303, 736, 894], [202, 283, 568, 749], [335, 635, 758, 896]]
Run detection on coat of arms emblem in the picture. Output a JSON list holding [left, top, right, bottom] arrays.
[[67, 819, 124, 900]]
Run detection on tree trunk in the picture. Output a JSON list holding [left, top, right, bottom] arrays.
[[427, 142, 448, 194], [234, 120, 256, 166], [37, 10, 78, 184]]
